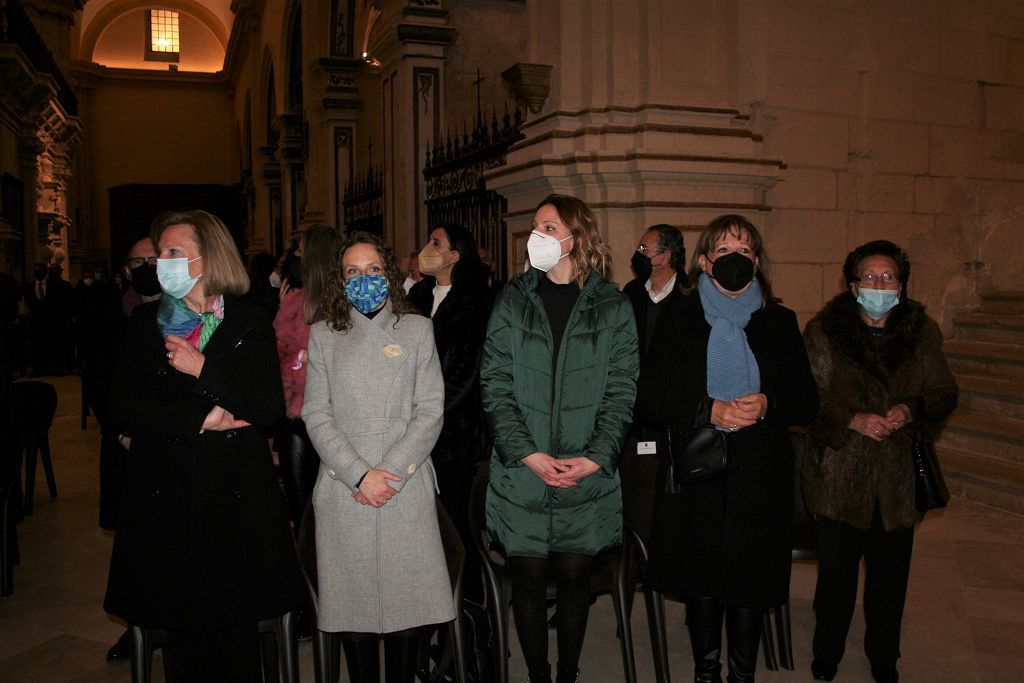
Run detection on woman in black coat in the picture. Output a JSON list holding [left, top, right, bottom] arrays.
[[104, 210, 305, 682], [638, 215, 818, 683], [408, 223, 493, 593]]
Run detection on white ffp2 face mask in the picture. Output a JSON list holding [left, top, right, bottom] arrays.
[[527, 231, 572, 272]]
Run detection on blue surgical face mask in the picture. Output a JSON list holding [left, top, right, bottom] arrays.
[[856, 287, 900, 320], [345, 274, 389, 314], [157, 256, 203, 299]]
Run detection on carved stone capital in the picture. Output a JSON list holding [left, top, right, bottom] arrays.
[[501, 63, 553, 114]]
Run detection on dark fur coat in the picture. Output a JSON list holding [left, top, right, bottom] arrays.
[[802, 292, 958, 531]]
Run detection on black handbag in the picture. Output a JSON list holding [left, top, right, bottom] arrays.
[[664, 424, 728, 493], [911, 418, 949, 512]]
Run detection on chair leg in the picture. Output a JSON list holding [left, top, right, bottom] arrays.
[[644, 589, 671, 683], [40, 435, 57, 498], [490, 573, 510, 683], [761, 609, 778, 671], [776, 600, 794, 670], [278, 611, 299, 683], [22, 445, 36, 515], [128, 625, 151, 683], [611, 560, 638, 683], [451, 576, 469, 683]]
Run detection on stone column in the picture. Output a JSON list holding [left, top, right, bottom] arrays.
[[486, 0, 783, 283], [371, 3, 454, 254]]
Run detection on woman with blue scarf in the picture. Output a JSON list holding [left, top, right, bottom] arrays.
[[637, 215, 819, 683], [104, 210, 305, 681], [302, 231, 454, 683]]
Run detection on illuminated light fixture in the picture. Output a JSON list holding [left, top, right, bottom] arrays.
[[360, 6, 383, 68]]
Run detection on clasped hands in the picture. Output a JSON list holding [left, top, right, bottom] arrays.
[[353, 469, 403, 507], [522, 452, 600, 488], [711, 393, 767, 431], [849, 404, 912, 442]]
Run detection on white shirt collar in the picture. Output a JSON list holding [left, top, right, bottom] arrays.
[[644, 273, 677, 304]]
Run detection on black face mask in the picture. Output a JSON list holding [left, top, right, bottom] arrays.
[[631, 250, 653, 282], [285, 254, 303, 288], [130, 263, 162, 296], [709, 252, 755, 292]]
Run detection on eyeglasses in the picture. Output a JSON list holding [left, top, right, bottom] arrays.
[[857, 272, 898, 285], [126, 256, 158, 269], [636, 245, 664, 256]]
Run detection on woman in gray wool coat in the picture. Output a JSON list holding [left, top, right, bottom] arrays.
[[303, 231, 455, 683], [802, 240, 958, 683]]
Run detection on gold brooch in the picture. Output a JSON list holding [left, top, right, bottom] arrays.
[[383, 344, 404, 358]]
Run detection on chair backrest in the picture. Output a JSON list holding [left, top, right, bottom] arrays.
[[12, 381, 57, 434], [789, 428, 818, 559]]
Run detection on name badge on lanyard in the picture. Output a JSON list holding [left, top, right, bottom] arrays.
[[637, 440, 657, 455]]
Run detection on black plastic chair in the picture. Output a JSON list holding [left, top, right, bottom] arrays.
[[299, 496, 468, 683], [468, 461, 638, 683], [128, 612, 299, 683], [13, 381, 58, 515], [762, 429, 819, 671]]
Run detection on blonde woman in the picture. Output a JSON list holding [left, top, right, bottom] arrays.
[[481, 194, 639, 683]]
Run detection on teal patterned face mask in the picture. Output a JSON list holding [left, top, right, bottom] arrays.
[[345, 274, 389, 314]]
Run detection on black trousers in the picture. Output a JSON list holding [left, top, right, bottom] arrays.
[[812, 509, 915, 672], [274, 418, 320, 532], [686, 596, 762, 683], [163, 621, 260, 683]]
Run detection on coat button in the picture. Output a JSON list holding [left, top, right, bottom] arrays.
[[225, 430, 236, 439], [327, 468, 337, 478], [151, 489, 160, 497], [407, 463, 416, 474], [157, 368, 168, 376]]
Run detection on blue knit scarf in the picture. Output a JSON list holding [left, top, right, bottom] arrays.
[[698, 273, 762, 403]]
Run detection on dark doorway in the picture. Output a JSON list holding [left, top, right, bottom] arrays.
[[108, 184, 244, 263]]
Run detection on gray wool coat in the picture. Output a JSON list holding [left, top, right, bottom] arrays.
[[303, 304, 455, 633]]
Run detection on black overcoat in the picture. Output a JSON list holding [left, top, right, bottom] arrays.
[[104, 297, 305, 629], [637, 292, 818, 609], [409, 277, 493, 464]]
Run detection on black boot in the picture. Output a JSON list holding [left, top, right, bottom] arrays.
[[528, 664, 552, 683], [686, 597, 724, 683], [556, 663, 580, 683], [724, 605, 761, 683]]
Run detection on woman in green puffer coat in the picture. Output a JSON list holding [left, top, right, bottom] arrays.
[[481, 194, 639, 683]]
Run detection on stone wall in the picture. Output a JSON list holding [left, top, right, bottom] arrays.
[[752, 0, 1024, 331]]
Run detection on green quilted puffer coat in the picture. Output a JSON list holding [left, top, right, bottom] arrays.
[[481, 268, 639, 557]]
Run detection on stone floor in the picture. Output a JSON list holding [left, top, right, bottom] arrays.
[[1, 375, 1023, 682]]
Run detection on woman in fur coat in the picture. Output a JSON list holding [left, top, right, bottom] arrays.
[[802, 240, 958, 683]]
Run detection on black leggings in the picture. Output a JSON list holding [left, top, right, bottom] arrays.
[[509, 552, 594, 681], [340, 626, 426, 683]]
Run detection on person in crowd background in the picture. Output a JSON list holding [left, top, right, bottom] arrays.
[[303, 231, 454, 683], [99, 236, 164, 663], [273, 224, 343, 530], [104, 210, 304, 681], [400, 250, 422, 293], [618, 223, 688, 578], [481, 194, 638, 683], [408, 223, 494, 599], [638, 214, 819, 683], [121, 238, 163, 317], [249, 250, 282, 317], [801, 240, 958, 683]]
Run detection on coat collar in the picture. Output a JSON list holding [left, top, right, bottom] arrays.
[[815, 291, 929, 384]]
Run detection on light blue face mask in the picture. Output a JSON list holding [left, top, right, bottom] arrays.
[[856, 287, 900, 320], [157, 256, 203, 299], [345, 273, 389, 314]]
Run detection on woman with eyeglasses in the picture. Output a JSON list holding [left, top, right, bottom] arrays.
[[481, 194, 638, 683], [637, 214, 819, 683], [302, 231, 454, 683], [801, 240, 958, 683], [104, 210, 305, 681]]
